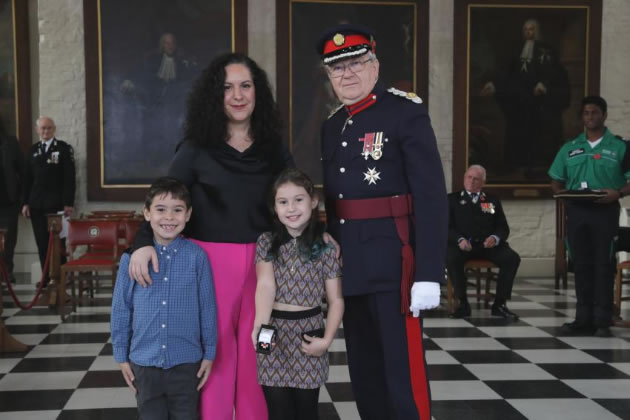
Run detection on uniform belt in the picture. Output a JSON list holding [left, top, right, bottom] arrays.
[[335, 194, 414, 314], [335, 194, 413, 220]]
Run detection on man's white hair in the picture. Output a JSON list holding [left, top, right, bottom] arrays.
[[467, 164, 486, 181], [35, 116, 55, 127]]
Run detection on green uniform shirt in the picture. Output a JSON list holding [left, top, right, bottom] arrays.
[[548, 128, 630, 190]]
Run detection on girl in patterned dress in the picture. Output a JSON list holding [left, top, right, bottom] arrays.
[[252, 168, 344, 420]]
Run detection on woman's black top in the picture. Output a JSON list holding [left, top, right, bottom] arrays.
[[134, 139, 294, 248]]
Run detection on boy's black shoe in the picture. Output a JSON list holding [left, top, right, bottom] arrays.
[[450, 301, 471, 318], [559, 321, 596, 336], [491, 303, 519, 320]]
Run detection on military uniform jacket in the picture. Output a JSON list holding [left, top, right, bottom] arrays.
[[447, 190, 510, 246], [23, 138, 76, 210], [322, 84, 448, 296]]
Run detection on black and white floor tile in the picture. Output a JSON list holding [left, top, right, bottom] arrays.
[[2, 275, 630, 420]]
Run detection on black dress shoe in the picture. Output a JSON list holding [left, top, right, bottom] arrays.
[[450, 302, 471, 318], [594, 327, 613, 338], [35, 280, 50, 289], [559, 321, 596, 335], [491, 303, 519, 320]]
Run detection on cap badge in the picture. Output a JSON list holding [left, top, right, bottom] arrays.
[[333, 33, 345, 46]]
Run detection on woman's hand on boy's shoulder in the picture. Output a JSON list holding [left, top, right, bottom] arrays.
[[128, 245, 159, 287]]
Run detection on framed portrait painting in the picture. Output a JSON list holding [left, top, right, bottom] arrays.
[[453, 0, 602, 198], [0, 0, 31, 151], [85, 0, 248, 201], [276, 0, 429, 186]]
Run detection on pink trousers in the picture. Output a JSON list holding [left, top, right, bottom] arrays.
[[193, 241, 267, 420]]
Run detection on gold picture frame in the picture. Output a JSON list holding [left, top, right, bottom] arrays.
[[0, 0, 31, 151], [453, 0, 602, 198], [84, 0, 248, 201]]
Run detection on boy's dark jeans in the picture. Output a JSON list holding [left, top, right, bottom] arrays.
[[131, 361, 201, 420]]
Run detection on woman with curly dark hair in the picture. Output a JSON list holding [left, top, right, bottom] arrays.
[[127, 52, 293, 420]]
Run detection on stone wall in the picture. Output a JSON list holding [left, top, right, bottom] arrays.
[[601, 0, 630, 134], [37, 0, 86, 206], [14, 0, 630, 276]]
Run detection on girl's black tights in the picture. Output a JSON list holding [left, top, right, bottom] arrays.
[[262, 385, 320, 420]]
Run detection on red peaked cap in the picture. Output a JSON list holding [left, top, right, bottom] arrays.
[[316, 24, 376, 65]]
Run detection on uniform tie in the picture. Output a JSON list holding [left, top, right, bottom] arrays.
[[471, 192, 479, 204]]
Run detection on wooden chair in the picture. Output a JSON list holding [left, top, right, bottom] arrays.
[[59, 219, 120, 319], [614, 262, 630, 327], [80, 215, 138, 255], [120, 217, 144, 249], [87, 210, 137, 219], [446, 259, 498, 313], [614, 226, 630, 327]]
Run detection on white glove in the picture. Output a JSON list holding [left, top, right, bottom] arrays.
[[409, 282, 440, 317]]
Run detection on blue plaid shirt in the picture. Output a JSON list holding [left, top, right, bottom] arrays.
[[111, 236, 217, 368]]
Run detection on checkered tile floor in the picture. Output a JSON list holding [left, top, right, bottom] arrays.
[[2, 275, 630, 420]]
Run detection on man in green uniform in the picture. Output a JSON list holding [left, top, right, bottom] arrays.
[[549, 95, 630, 337]]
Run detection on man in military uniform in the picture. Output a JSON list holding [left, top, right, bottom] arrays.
[[549, 96, 630, 337], [317, 24, 447, 420], [22, 116, 75, 286], [446, 165, 521, 319]]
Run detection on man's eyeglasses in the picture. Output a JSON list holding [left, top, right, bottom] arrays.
[[326, 58, 373, 78]]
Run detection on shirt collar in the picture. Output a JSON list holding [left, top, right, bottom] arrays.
[[587, 136, 604, 149], [154, 235, 184, 253], [40, 138, 55, 149], [344, 83, 384, 117], [464, 189, 481, 195], [462, 190, 484, 200], [577, 128, 613, 145]]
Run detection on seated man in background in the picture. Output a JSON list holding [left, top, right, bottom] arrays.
[[446, 165, 521, 319]]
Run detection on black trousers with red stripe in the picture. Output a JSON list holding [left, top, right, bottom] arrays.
[[343, 291, 431, 420]]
